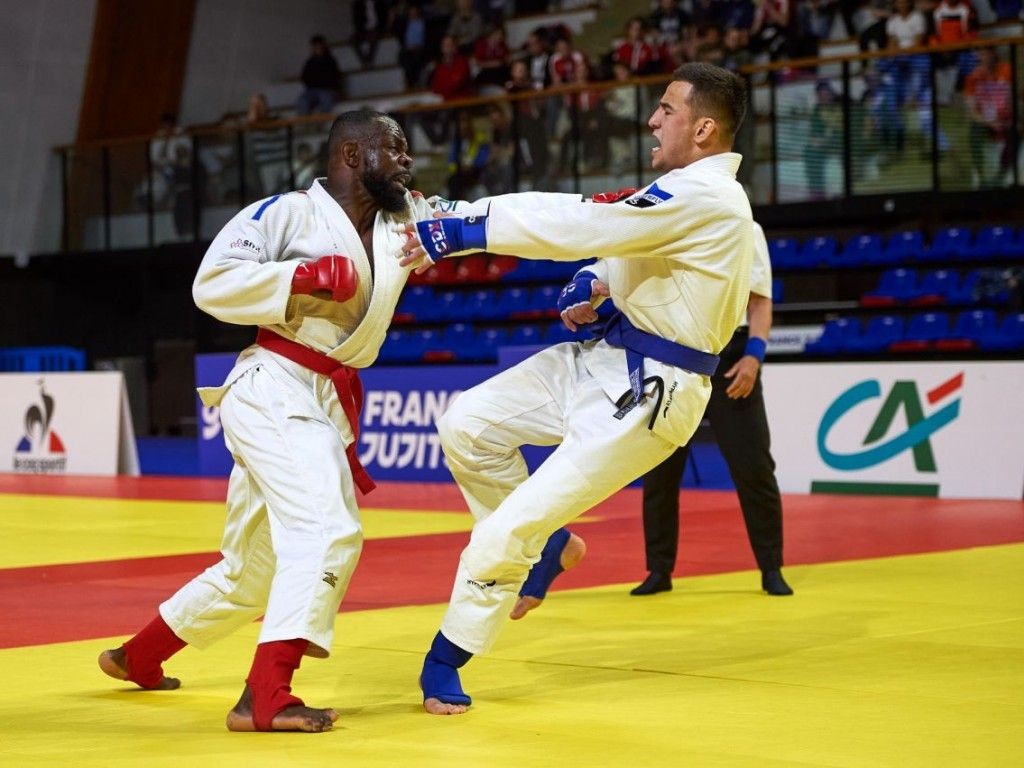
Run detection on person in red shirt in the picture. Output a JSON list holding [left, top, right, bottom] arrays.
[[474, 26, 510, 91], [931, 0, 978, 44], [424, 35, 475, 144], [614, 17, 657, 75], [963, 47, 1014, 186]]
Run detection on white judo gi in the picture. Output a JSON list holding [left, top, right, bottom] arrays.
[[160, 179, 429, 657], [160, 180, 576, 658], [434, 153, 754, 654]]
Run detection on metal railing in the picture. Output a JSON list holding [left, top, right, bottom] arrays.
[[55, 36, 1024, 252]]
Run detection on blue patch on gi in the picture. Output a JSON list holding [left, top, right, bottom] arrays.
[[251, 194, 281, 221], [625, 182, 673, 208]]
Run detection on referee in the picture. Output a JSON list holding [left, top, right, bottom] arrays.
[[631, 222, 793, 597]]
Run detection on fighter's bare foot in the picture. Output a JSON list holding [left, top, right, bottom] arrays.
[[98, 647, 180, 690], [510, 533, 587, 620], [423, 697, 469, 715], [225, 685, 338, 732]]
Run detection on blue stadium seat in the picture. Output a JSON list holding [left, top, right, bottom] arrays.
[[885, 230, 925, 263], [844, 315, 905, 353], [0, 346, 86, 372], [393, 285, 432, 323], [908, 269, 958, 305], [980, 313, 1024, 351], [476, 327, 510, 361], [926, 227, 973, 262], [442, 323, 482, 361], [431, 290, 467, 322], [768, 237, 800, 269], [464, 289, 502, 321], [947, 309, 997, 344], [904, 312, 950, 342], [862, 268, 917, 305], [797, 235, 837, 268], [804, 317, 859, 355], [532, 285, 561, 318], [948, 270, 980, 305], [840, 234, 884, 267], [545, 322, 580, 344], [965, 225, 1019, 260], [379, 330, 425, 364], [771, 278, 784, 303], [507, 325, 545, 347]]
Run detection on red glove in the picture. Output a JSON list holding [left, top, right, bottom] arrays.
[[591, 187, 638, 204], [291, 256, 358, 302]]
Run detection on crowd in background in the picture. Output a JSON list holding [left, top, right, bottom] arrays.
[[143, 0, 1022, 232]]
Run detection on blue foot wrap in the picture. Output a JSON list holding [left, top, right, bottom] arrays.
[[420, 632, 472, 706], [519, 528, 571, 600]]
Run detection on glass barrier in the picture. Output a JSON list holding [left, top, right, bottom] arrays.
[[57, 39, 1024, 251]]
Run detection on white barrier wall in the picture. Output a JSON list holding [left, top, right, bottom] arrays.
[[761, 362, 1024, 499], [0, 372, 138, 476]]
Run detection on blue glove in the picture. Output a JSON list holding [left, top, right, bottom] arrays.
[[414, 215, 489, 263], [557, 270, 599, 314]]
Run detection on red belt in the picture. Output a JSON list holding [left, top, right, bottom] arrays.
[[255, 328, 375, 494]]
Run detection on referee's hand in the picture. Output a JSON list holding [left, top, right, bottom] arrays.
[[723, 356, 759, 399]]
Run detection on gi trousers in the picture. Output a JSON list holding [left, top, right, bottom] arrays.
[[160, 360, 363, 658], [436, 342, 692, 655]]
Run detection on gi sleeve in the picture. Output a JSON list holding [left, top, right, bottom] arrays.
[[484, 189, 720, 262], [749, 222, 773, 298], [192, 194, 302, 326]]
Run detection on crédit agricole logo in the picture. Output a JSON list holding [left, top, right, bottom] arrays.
[[813, 372, 963, 496]]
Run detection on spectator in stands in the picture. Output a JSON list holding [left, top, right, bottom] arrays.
[[296, 35, 341, 116], [559, 58, 606, 174], [930, 0, 977, 44], [649, 0, 693, 49], [964, 47, 1014, 186], [352, 0, 388, 66], [423, 35, 474, 144], [803, 80, 842, 198], [722, 27, 755, 189], [243, 93, 290, 198], [474, 25, 511, 92], [548, 36, 585, 87], [291, 141, 320, 189], [139, 112, 190, 210], [604, 60, 640, 176], [396, 3, 429, 89], [429, 33, 474, 100], [523, 31, 552, 90], [860, 0, 893, 53], [447, 0, 485, 53], [447, 111, 491, 199], [883, 0, 929, 123], [694, 24, 726, 64], [887, 0, 927, 48], [615, 17, 658, 74], [797, 0, 836, 57], [751, 0, 795, 60], [505, 58, 551, 189], [481, 103, 515, 195]]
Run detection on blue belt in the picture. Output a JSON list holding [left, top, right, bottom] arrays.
[[597, 311, 720, 405]]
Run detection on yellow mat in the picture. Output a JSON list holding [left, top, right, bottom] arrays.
[[0, 494, 474, 568], [1, 545, 1022, 767]]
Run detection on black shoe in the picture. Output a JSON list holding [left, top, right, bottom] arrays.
[[630, 571, 672, 596], [761, 569, 793, 596]]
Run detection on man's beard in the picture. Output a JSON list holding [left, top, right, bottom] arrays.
[[363, 170, 409, 214]]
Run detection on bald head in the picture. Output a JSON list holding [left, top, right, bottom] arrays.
[[327, 109, 401, 157]]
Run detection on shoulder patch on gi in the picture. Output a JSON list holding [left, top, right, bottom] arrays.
[[625, 182, 673, 209], [251, 194, 282, 221]]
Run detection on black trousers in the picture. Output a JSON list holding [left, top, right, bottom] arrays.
[[640, 328, 784, 573]]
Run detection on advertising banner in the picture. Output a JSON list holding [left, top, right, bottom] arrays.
[[196, 354, 501, 480], [761, 362, 1024, 499], [0, 372, 139, 476]]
